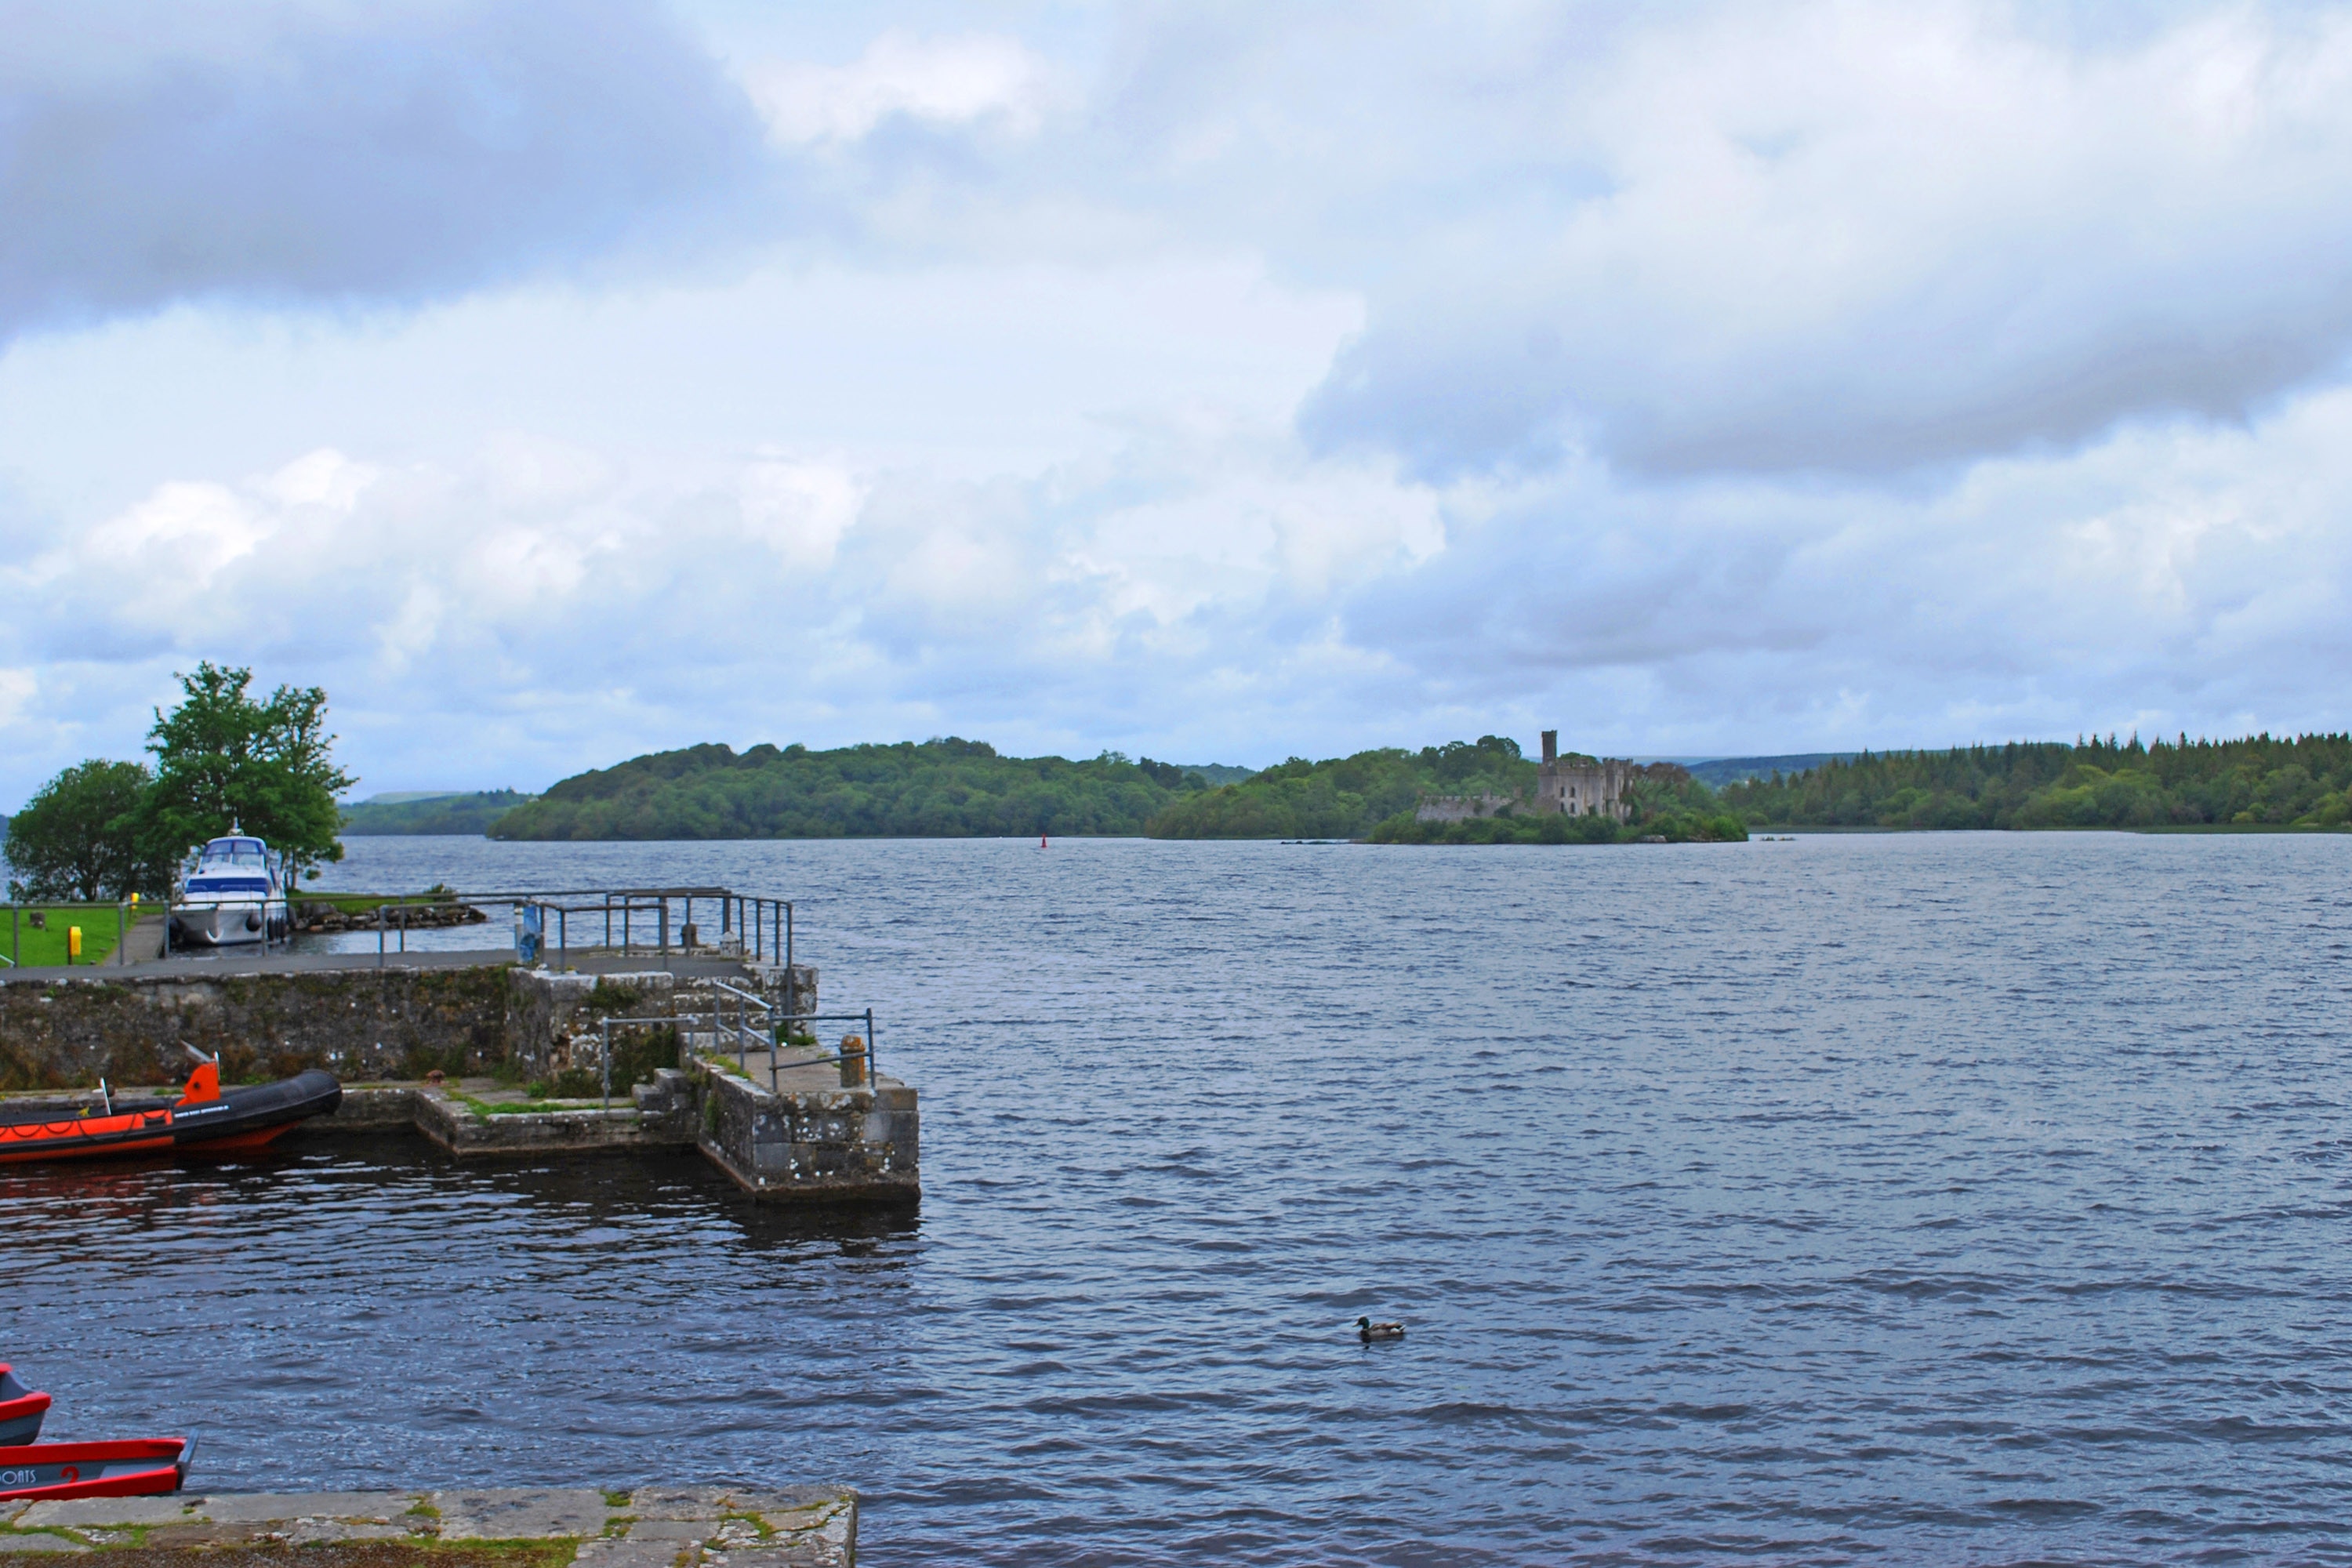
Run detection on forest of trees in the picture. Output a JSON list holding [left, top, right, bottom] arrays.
[[1721, 733, 2352, 829], [341, 790, 535, 835], [487, 739, 1209, 840], [1145, 737, 1536, 839]]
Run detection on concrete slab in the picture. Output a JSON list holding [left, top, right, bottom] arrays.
[[13, 1498, 194, 1527], [619, 1487, 738, 1521], [617, 1521, 713, 1541], [197, 1492, 416, 1523], [572, 1541, 690, 1568], [430, 1488, 613, 1540], [285, 1521, 415, 1543], [0, 1536, 87, 1554]]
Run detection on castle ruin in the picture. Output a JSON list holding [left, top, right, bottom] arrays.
[[1537, 731, 1632, 821], [1414, 731, 1634, 822]]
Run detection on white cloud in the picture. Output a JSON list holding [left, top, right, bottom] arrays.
[[744, 31, 1050, 145], [6, 1, 2352, 802]]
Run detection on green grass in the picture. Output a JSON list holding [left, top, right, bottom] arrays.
[[0, 903, 138, 967]]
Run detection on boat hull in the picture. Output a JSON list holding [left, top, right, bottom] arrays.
[[0, 1070, 343, 1165], [0, 1368, 49, 1446], [0, 1438, 192, 1501], [168, 898, 287, 948]]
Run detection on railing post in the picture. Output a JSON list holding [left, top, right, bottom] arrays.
[[866, 1007, 876, 1079], [601, 1018, 612, 1115]]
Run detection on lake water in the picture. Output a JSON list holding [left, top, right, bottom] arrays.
[[9, 832, 2352, 1566]]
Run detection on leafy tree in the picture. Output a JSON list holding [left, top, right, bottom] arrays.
[[140, 663, 356, 885], [3, 760, 165, 900]]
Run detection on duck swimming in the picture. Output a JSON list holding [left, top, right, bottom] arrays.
[[1356, 1316, 1405, 1342]]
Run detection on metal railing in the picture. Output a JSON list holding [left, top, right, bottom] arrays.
[[591, 989, 877, 1111], [480, 888, 793, 969]]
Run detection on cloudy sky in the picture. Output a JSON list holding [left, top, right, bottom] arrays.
[[4, 0, 2350, 801]]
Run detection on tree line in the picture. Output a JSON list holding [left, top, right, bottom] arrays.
[[3, 664, 351, 901], [1719, 733, 2352, 829], [485, 739, 1210, 840]]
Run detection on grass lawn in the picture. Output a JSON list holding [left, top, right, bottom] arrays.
[[0, 903, 138, 967]]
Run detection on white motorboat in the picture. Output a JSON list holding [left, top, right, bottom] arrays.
[[169, 830, 291, 949]]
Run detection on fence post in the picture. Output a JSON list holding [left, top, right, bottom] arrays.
[[601, 1018, 612, 1115]]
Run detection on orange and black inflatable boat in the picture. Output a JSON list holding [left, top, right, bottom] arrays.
[[0, 1058, 340, 1164]]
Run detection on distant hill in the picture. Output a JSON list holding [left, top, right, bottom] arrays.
[[488, 740, 1210, 840], [1173, 762, 1256, 786], [1685, 753, 1857, 788], [341, 790, 537, 836]]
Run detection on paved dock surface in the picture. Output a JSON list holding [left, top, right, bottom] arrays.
[[0, 1486, 853, 1568], [0, 948, 759, 985]]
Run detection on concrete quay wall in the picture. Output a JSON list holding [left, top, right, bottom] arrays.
[[304, 1064, 918, 1206], [2, 1483, 855, 1567], [688, 1060, 920, 1203], [0, 958, 815, 1092]]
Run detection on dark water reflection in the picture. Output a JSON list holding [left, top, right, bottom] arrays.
[[9, 832, 2352, 1566]]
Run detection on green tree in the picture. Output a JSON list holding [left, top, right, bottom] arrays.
[[140, 663, 356, 885], [3, 760, 165, 900]]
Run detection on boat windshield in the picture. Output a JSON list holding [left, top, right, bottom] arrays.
[[198, 840, 269, 868]]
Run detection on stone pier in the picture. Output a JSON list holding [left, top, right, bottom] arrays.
[[0, 951, 916, 1206], [1, 1484, 854, 1566]]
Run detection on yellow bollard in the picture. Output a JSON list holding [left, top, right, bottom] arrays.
[[67, 925, 82, 963]]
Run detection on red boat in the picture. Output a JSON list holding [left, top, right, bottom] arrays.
[[0, 1438, 194, 1501], [0, 1367, 49, 1446], [0, 1055, 340, 1165]]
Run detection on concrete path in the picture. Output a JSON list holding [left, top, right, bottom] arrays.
[[0, 947, 756, 985], [2, 1485, 854, 1567]]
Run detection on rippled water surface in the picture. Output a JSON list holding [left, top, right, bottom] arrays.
[[10, 833, 2352, 1565]]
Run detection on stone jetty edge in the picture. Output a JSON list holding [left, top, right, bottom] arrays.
[[1, 1485, 855, 1567]]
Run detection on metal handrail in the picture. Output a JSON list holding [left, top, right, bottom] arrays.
[[591, 1000, 880, 1111]]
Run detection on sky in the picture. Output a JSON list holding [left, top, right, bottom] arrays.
[[5, 0, 2352, 802]]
